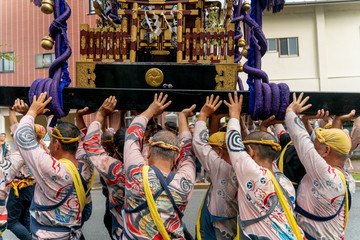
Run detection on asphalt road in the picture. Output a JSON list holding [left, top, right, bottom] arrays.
[[3, 188, 359, 239]]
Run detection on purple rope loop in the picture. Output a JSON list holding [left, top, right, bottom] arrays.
[[243, 0, 289, 120], [29, 0, 72, 123]]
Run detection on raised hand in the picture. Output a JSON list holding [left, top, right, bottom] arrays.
[[12, 98, 29, 115], [259, 115, 283, 132], [95, 96, 117, 123], [180, 104, 196, 118], [224, 91, 243, 120], [301, 109, 329, 121], [143, 92, 172, 119], [332, 110, 356, 129], [198, 95, 222, 121], [27, 92, 52, 118], [179, 104, 196, 133], [76, 107, 95, 117], [286, 92, 311, 115]]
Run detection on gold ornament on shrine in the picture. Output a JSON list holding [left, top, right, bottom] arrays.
[[237, 63, 244, 72], [41, 0, 54, 14], [242, 2, 251, 13], [238, 38, 246, 48], [41, 35, 54, 50], [145, 68, 164, 87]]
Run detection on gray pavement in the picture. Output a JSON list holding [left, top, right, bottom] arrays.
[[2, 188, 359, 239]]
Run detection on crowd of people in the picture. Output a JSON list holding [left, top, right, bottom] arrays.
[[0, 91, 357, 240]]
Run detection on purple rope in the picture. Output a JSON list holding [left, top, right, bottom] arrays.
[[243, 0, 288, 120], [232, 0, 244, 90], [29, 0, 72, 121]]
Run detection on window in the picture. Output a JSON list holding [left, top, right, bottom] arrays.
[[0, 52, 15, 73], [279, 37, 298, 56], [267, 39, 277, 52], [89, 0, 95, 14], [35, 53, 56, 68]]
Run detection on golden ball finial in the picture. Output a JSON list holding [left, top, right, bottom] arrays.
[[241, 48, 248, 59], [41, 35, 54, 50], [237, 63, 244, 72], [242, 2, 251, 13], [238, 38, 246, 48], [41, 0, 54, 14]]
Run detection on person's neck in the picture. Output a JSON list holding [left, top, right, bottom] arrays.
[[254, 157, 274, 173], [57, 152, 78, 168], [150, 159, 172, 174], [328, 157, 345, 174]]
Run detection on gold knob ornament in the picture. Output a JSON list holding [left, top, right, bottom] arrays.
[[238, 38, 246, 48], [41, 0, 54, 14], [237, 63, 244, 72], [241, 49, 248, 59], [41, 36, 54, 50], [242, 2, 251, 13], [145, 68, 164, 87]]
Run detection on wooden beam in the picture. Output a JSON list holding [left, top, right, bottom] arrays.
[[0, 86, 359, 115]]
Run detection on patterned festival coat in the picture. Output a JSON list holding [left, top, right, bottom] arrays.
[[285, 111, 355, 240], [14, 115, 93, 239], [193, 120, 239, 240], [83, 121, 126, 231], [226, 118, 305, 240], [122, 115, 196, 239]]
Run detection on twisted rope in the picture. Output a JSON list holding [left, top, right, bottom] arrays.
[[233, 0, 288, 120], [29, 0, 72, 125]]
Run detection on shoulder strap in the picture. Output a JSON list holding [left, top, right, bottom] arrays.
[[151, 166, 183, 218], [335, 169, 349, 230], [123, 169, 175, 213], [294, 169, 350, 226], [268, 170, 303, 240], [59, 159, 86, 212], [143, 165, 170, 240], [278, 141, 292, 173], [30, 184, 75, 211]]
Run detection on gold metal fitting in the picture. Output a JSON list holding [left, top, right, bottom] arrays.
[[145, 68, 164, 87], [41, 0, 54, 14], [242, 2, 251, 13], [241, 48, 248, 59], [41, 35, 54, 50], [238, 38, 246, 48], [237, 63, 244, 72]]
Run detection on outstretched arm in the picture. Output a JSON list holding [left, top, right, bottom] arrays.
[[124, 93, 171, 170]]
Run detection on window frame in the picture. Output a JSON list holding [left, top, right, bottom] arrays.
[[89, 0, 95, 14], [0, 52, 15, 73], [267, 38, 278, 52], [279, 37, 299, 57], [35, 53, 56, 69]]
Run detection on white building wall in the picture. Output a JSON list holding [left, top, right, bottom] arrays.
[[257, 1, 360, 92]]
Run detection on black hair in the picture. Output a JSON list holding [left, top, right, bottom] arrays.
[[244, 131, 279, 162], [53, 121, 80, 155], [114, 127, 126, 154]]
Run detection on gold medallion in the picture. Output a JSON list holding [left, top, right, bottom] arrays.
[[145, 68, 164, 87]]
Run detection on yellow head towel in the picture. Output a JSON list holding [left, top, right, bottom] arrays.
[[208, 132, 226, 148], [315, 128, 351, 155], [35, 124, 46, 139]]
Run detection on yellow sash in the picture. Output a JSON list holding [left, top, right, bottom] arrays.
[[59, 159, 86, 212], [334, 169, 349, 230], [142, 165, 171, 240], [268, 170, 303, 240], [278, 141, 298, 186], [11, 177, 36, 198], [196, 186, 208, 240]]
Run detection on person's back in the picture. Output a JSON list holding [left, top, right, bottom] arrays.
[[224, 92, 304, 240], [13, 93, 93, 239], [122, 93, 196, 239], [284, 95, 355, 239], [193, 96, 238, 240]]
